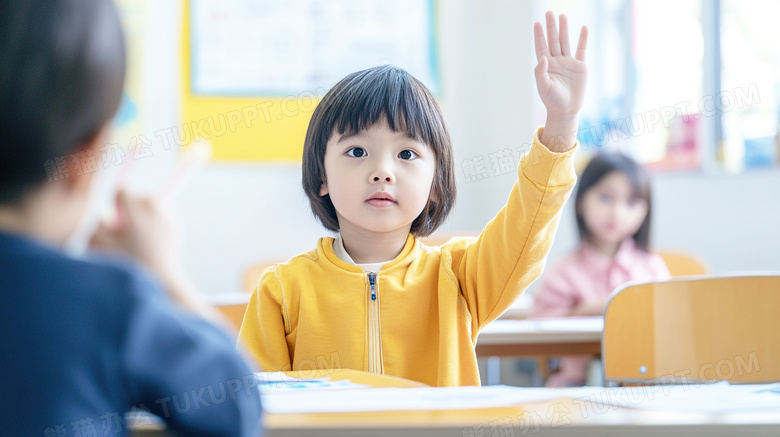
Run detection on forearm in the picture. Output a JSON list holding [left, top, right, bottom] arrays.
[[568, 299, 607, 317], [459, 134, 577, 328]]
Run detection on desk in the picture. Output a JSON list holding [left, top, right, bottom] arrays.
[[265, 397, 780, 437], [476, 317, 603, 357], [132, 369, 780, 437]]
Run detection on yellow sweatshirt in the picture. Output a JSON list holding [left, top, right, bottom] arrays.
[[239, 129, 577, 387]]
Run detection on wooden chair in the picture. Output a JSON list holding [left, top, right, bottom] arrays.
[[603, 274, 780, 385], [206, 292, 251, 334], [655, 250, 708, 276], [243, 259, 282, 292]]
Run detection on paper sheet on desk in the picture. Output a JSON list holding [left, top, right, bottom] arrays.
[[255, 372, 369, 393], [262, 385, 591, 414], [572, 382, 780, 413]]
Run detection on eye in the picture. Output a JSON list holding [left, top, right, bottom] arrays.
[[628, 198, 645, 208], [598, 193, 613, 204], [346, 147, 366, 158], [398, 149, 418, 160]]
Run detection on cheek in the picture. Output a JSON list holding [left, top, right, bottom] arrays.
[[626, 207, 649, 231], [414, 167, 437, 203], [582, 198, 607, 224]]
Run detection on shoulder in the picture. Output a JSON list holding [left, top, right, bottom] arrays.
[[271, 245, 321, 277], [646, 251, 672, 278], [78, 252, 164, 304]]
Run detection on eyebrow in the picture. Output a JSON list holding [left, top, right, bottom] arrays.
[[336, 131, 426, 146]]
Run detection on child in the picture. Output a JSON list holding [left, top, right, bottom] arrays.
[[240, 12, 588, 387], [0, 0, 262, 435], [532, 152, 671, 386]]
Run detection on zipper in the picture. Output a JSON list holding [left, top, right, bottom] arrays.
[[367, 272, 383, 374]]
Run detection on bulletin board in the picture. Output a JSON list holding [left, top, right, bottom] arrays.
[[181, 0, 440, 162]]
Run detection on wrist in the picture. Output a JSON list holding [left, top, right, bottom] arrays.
[[541, 114, 580, 153]]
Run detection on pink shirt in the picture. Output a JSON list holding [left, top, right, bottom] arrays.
[[533, 238, 671, 318], [531, 238, 671, 386]]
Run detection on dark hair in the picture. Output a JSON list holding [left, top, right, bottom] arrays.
[[302, 65, 456, 237], [574, 153, 653, 250], [0, 0, 126, 205]]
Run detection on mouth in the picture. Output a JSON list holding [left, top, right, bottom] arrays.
[[366, 192, 397, 207]]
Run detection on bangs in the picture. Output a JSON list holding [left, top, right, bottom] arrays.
[[624, 166, 651, 202], [329, 66, 446, 151]]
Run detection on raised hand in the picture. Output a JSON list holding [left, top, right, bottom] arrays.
[[534, 11, 588, 151]]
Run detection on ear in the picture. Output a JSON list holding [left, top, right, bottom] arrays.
[[319, 179, 329, 196]]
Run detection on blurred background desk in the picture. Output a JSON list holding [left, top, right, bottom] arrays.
[[476, 317, 603, 357], [476, 317, 603, 385]]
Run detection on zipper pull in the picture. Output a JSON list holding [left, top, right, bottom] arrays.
[[368, 272, 377, 301]]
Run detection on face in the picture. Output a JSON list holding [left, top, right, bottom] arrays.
[[580, 171, 648, 249], [320, 121, 437, 236]]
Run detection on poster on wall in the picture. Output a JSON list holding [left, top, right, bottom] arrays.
[[190, 0, 439, 96]]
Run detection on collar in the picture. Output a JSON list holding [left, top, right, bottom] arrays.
[[579, 238, 638, 271], [319, 234, 419, 274], [333, 235, 388, 272]]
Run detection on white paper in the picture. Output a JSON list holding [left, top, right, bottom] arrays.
[[569, 382, 780, 413], [255, 372, 370, 393], [261, 382, 780, 415], [261, 385, 584, 414]]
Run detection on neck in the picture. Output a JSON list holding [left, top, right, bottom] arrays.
[[338, 222, 411, 264], [0, 185, 78, 246], [587, 238, 621, 259]]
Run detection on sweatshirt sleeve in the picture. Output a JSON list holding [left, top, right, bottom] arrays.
[[449, 127, 577, 336], [238, 265, 293, 372]]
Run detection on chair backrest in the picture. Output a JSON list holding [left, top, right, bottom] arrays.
[[206, 292, 251, 335], [603, 274, 780, 385], [655, 250, 708, 276]]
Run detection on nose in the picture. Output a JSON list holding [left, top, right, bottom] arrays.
[[369, 157, 394, 184]]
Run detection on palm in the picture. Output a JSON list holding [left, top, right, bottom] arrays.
[[534, 12, 588, 116]]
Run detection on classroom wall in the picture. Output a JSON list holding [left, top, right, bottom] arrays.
[[141, 1, 780, 295]]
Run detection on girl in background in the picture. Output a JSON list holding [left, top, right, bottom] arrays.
[[533, 153, 670, 386]]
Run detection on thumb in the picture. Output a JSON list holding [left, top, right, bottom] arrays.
[[89, 219, 120, 251], [534, 56, 550, 88]]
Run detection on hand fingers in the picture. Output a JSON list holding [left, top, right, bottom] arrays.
[[115, 188, 153, 231], [533, 21, 550, 62], [545, 11, 561, 57], [575, 26, 589, 61], [89, 219, 119, 250], [559, 14, 571, 57]]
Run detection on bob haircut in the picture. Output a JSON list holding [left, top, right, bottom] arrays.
[[302, 65, 456, 237], [0, 0, 126, 205], [574, 153, 653, 251]]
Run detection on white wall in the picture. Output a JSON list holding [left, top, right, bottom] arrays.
[[142, 1, 780, 295]]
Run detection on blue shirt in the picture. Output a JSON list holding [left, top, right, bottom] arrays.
[[0, 231, 263, 436]]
